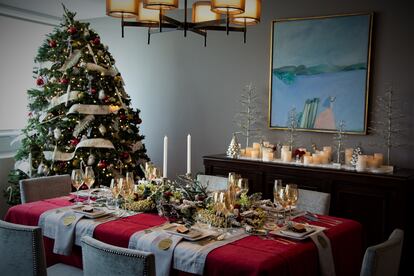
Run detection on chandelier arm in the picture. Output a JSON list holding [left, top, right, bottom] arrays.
[[226, 8, 229, 35], [159, 9, 162, 32], [121, 12, 124, 38], [184, 0, 188, 37], [162, 15, 184, 28], [191, 19, 226, 29], [123, 21, 176, 29], [244, 19, 247, 43], [200, 26, 245, 32]]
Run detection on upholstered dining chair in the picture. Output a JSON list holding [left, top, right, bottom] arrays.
[[196, 174, 228, 192], [20, 174, 72, 203], [360, 229, 404, 276], [0, 220, 82, 276], [81, 236, 155, 276], [297, 189, 331, 215]]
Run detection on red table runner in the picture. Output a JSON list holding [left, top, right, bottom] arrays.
[[4, 197, 363, 276]]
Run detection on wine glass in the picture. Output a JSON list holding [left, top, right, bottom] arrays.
[[110, 178, 122, 215], [285, 184, 298, 219], [237, 178, 249, 194], [276, 185, 289, 225], [125, 172, 135, 211], [83, 166, 95, 204], [71, 169, 83, 205], [273, 179, 283, 205]]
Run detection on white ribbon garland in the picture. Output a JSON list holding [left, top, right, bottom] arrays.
[[73, 115, 95, 137], [85, 63, 117, 76], [87, 44, 98, 64], [67, 104, 123, 115], [59, 50, 82, 72], [43, 138, 115, 161]]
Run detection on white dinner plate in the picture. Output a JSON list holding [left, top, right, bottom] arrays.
[[164, 225, 214, 241], [270, 224, 326, 240], [73, 206, 110, 219]]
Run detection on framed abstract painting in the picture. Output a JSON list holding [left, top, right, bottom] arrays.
[[268, 13, 373, 134]]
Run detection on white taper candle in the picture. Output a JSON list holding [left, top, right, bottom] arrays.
[[187, 134, 191, 175], [163, 136, 168, 178]]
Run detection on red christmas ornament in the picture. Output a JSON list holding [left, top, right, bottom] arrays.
[[70, 138, 80, 146], [36, 77, 44, 86], [67, 26, 77, 35], [60, 78, 69, 85], [48, 40, 57, 48], [121, 152, 129, 159], [93, 37, 101, 45], [97, 160, 107, 169], [120, 114, 127, 120], [103, 95, 110, 103], [90, 88, 97, 95]]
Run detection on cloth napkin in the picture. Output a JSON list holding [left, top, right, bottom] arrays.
[[310, 232, 336, 276], [129, 230, 183, 276], [53, 210, 84, 255]]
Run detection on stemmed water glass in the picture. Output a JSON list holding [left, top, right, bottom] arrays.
[[83, 166, 95, 204], [273, 179, 283, 205], [285, 184, 299, 220], [71, 169, 83, 205], [110, 177, 123, 216], [237, 178, 249, 195], [124, 172, 135, 212]]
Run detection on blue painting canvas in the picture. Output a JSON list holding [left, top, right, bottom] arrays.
[[269, 13, 372, 133]]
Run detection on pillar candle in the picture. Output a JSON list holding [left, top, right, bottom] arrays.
[[374, 153, 384, 166], [240, 149, 246, 157], [262, 150, 274, 162], [187, 134, 191, 175], [245, 147, 253, 157], [253, 142, 261, 150], [323, 146, 332, 162], [282, 150, 292, 162], [303, 156, 313, 165], [312, 154, 321, 164], [251, 149, 260, 159], [356, 155, 367, 172], [163, 136, 168, 178], [345, 148, 353, 165], [319, 152, 329, 164]]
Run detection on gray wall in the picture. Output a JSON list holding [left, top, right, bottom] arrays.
[[88, 0, 413, 177]]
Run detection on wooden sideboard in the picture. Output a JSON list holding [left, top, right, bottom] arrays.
[[204, 154, 413, 274]]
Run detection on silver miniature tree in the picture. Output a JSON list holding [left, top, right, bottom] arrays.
[[370, 84, 406, 165], [333, 120, 346, 164], [286, 107, 298, 151], [234, 83, 263, 147]]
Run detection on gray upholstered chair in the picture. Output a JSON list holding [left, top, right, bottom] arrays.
[[196, 174, 228, 192], [360, 229, 404, 276], [297, 189, 331, 215], [81, 236, 155, 276], [20, 174, 72, 203], [0, 220, 82, 276]]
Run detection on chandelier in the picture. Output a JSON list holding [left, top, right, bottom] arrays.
[[106, 0, 261, 46]]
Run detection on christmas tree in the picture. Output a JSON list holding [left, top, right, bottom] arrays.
[[5, 6, 149, 205]]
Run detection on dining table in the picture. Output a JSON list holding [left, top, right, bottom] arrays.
[[4, 195, 363, 276]]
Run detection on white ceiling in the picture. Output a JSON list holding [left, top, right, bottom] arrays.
[[0, 0, 197, 21]]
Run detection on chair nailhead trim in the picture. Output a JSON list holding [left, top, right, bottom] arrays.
[[0, 225, 42, 275], [85, 241, 150, 276]]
